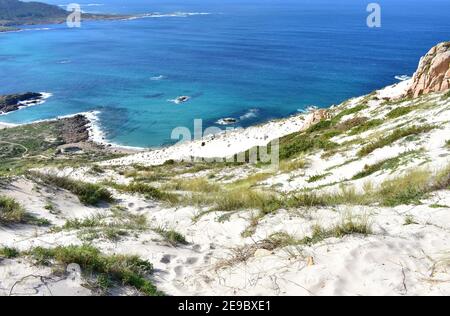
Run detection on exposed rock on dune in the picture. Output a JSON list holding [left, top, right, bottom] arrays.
[[408, 41, 450, 97]]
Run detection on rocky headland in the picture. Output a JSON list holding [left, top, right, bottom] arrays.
[[0, 92, 45, 114], [409, 41, 450, 97]]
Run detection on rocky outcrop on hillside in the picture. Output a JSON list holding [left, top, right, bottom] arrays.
[[58, 115, 90, 144], [408, 41, 450, 97]]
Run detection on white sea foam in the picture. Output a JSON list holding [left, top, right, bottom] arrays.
[[23, 28, 52, 32], [83, 111, 145, 151], [297, 105, 318, 113], [240, 108, 259, 120], [124, 12, 211, 21], [150, 75, 165, 81], [395, 75, 412, 81]]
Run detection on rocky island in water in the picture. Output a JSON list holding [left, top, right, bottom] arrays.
[[0, 92, 48, 114]]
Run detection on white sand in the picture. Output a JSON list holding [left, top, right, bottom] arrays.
[[102, 112, 314, 166], [0, 122, 16, 129], [1, 176, 449, 296]]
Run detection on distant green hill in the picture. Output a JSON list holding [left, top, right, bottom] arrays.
[[0, 0, 127, 27], [0, 0, 67, 25]]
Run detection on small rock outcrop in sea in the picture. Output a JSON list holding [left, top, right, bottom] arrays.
[[176, 96, 190, 104], [408, 41, 450, 97], [0, 92, 43, 114], [216, 117, 238, 125]]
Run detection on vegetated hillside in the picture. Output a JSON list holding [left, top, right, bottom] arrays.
[[0, 0, 67, 25], [0, 0, 127, 26]]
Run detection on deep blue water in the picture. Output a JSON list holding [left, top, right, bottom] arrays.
[[0, 0, 449, 147]]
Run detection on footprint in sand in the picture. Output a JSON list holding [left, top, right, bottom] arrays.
[[192, 244, 201, 252], [186, 257, 198, 265], [174, 266, 183, 277], [160, 254, 172, 264]]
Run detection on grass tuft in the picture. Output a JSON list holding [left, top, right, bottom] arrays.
[[307, 173, 330, 183], [153, 227, 188, 246], [163, 178, 220, 193], [106, 181, 178, 203], [0, 195, 49, 226], [0, 247, 20, 258], [386, 105, 418, 119], [349, 119, 383, 135], [379, 170, 430, 206], [29, 245, 163, 296], [34, 173, 113, 206], [0, 196, 27, 225], [358, 125, 434, 157]]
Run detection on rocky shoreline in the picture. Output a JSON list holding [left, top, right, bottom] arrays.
[[0, 92, 45, 114]]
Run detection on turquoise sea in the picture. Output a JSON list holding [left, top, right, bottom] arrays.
[[0, 0, 449, 147]]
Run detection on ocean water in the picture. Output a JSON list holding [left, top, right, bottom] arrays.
[[0, 0, 449, 147]]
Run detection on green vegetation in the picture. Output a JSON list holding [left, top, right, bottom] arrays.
[[153, 227, 188, 246], [279, 128, 338, 160], [276, 104, 373, 160], [163, 177, 220, 193], [34, 173, 113, 206], [386, 105, 418, 119], [0, 0, 67, 24], [358, 125, 434, 157], [105, 181, 178, 203], [0, 26, 19, 32], [0, 0, 123, 26], [212, 189, 280, 213], [89, 165, 105, 174], [56, 207, 148, 242], [429, 204, 449, 209], [349, 119, 383, 135], [0, 195, 49, 226], [267, 213, 371, 248], [352, 150, 422, 180], [279, 157, 307, 172], [0, 246, 20, 258], [29, 245, 162, 296], [442, 90, 450, 100], [289, 166, 448, 208], [332, 104, 368, 123], [0, 195, 26, 225], [307, 173, 331, 183], [404, 215, 418, 226], [0, 120, 123, 177], [227, 172, 273, 190]]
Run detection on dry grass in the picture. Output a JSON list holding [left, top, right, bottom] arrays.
[[227, 172, 274, 190], [279, 157, 307, 172], [163, 177, 220, 193], [215, 212, 371, 269]]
